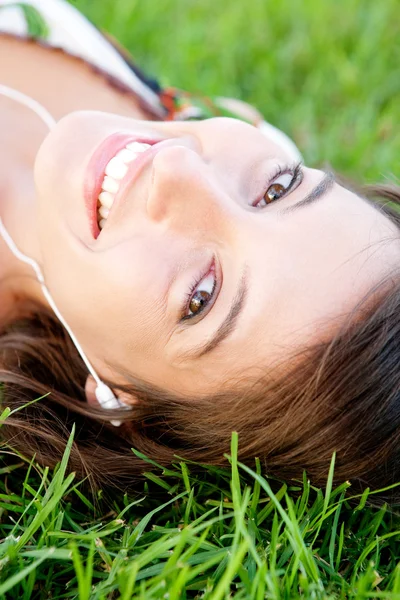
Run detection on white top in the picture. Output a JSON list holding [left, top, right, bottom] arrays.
[[0, 0, 302, 160], [0, 0, 165, 117]]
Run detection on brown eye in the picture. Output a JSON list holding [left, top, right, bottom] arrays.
[[266, 182, 286, 202], [255, 172, 295, 208], [189, 290, 210, 315], [184, 271, 216, 319]]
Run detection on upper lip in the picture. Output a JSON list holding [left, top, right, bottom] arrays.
[[84, 131, 168, 238]]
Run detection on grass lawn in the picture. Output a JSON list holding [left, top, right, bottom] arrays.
[[1, 0, 400, 598]]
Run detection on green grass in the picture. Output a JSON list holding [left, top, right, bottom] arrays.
[[74, 0, 400, 183], [1, 0, 400, 597], [1, 426, 400, 599]]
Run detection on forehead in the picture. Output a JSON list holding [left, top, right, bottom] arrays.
[[109, 180, 398, 395]]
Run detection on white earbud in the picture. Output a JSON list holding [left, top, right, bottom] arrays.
[[0, 84, 131, 425], [0, 216, 130, 425], [95, 382, 130, 427]]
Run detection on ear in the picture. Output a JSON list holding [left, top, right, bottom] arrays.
[[84, 375, 138, 407]]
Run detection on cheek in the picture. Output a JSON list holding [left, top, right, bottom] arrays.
[[39, 234, 173, 360]]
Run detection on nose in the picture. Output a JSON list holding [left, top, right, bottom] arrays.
[[146, 145, 228, 233]]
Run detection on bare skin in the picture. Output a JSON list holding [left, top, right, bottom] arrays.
[[1, 35, 400, 406], [0, 34, 151, 323]]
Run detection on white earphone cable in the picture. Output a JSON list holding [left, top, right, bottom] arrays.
[[0, 217, 102, 386], [0, 84, 57, 130], [0, 83, 129, 420]]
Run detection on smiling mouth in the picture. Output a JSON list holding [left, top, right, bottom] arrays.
[[84, 131, 168, 238], [97, 141, 152, 230]]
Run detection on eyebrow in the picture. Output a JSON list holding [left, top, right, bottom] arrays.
[[282, 170, 335, 214], [179, 265, 249, 360], [178, 171, 335, 362]]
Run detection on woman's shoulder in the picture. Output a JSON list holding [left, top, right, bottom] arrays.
[[0, 1, 240, 122], [0, 0, 301, 158], [0, 0, 165, 116]]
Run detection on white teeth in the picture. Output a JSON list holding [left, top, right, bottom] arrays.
[[126, 141, 151, 153], [98, 205, 110, 219], [115, 148, 138, 163], [105, 157, 128, 180], [98, 191, 114, 209], [101, 176, 120, 194], [97, 140, 152, 231]]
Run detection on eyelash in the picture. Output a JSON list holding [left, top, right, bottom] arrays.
[[252, 161, 303, 208], [181, 261, 217, 322], [180, 162, 303, 322]]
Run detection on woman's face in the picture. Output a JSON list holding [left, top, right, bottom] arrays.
[[33, 113, 399, 397]]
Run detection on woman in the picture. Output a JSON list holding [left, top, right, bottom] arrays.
[[1, 0, 399, 493]]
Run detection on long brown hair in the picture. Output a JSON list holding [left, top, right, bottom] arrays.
[[1, 182, 400, 495]]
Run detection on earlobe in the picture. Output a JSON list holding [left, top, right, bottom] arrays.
[[84, 375, 138, 408], [85, 375, 99, 407]]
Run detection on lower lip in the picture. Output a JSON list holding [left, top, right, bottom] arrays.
[[84, 131, 165, 238]]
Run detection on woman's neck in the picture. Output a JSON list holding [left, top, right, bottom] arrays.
[[0, 34, 153, 120], [0, 34, 153, 322]]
